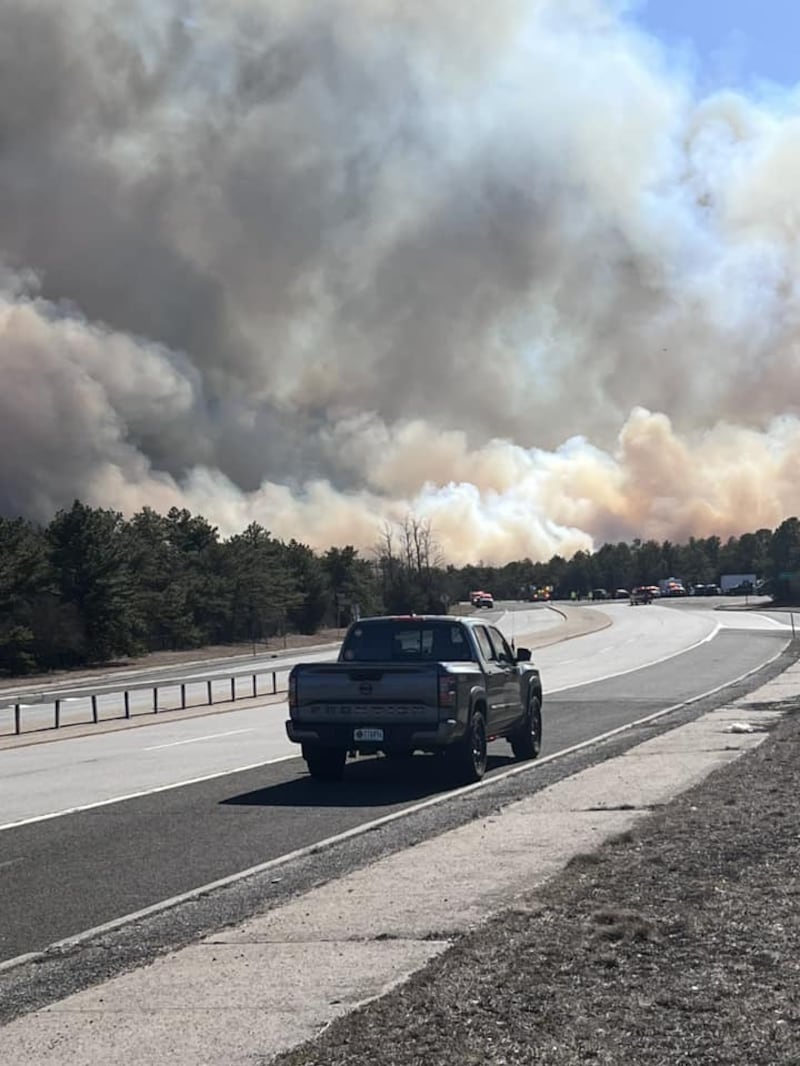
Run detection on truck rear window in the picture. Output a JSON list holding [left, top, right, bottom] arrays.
[[341, 621, 473, 662]]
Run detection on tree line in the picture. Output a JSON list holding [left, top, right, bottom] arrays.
[[1, 500, 799, 676]]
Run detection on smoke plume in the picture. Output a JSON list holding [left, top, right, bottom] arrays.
[[2, 0, 800, 563]]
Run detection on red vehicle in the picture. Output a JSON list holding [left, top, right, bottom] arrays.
[[470, 590, 494, 608]]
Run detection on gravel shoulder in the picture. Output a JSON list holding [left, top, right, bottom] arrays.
[[277, 704, 800, 1066]]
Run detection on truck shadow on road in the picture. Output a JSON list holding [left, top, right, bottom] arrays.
[[221, 753, 516, 809]]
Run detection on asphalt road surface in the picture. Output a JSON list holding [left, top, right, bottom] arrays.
[[0, 602, 741, 824], [0, 598, 791, 969], [0, 605, 563, 734], [0, 646, 338, 735]]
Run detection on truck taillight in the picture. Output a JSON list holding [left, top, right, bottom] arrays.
[[288, 672, 297, 711], [438, 674, 456, 708]]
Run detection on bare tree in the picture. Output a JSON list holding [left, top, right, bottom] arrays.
[[373, 521, 398, 602]]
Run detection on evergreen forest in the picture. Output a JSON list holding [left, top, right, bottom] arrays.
[[1, 501, 799, 676]]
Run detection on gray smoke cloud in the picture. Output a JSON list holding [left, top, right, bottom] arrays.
[[2, 0, 800, 563]]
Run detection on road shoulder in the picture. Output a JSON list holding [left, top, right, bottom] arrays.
[[277, 679, 800, 1065], [1, 649, 797, 1065]]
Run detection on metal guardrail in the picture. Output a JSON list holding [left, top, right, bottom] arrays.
[[0, 663, 294, 737]]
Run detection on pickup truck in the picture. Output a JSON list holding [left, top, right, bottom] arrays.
[[286, 615, 543, 784]]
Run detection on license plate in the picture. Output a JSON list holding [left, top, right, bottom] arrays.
[[353, 727, 384, 742]]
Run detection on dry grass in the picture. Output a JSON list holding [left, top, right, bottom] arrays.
[[276, 709, 800, 1066]]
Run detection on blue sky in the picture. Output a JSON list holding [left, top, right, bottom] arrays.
[[629, 0, 800, 89]]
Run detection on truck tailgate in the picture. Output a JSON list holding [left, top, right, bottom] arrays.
[[295, 663, 440, 725]]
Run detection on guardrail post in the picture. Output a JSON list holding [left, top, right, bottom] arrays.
[[124, 691, 131, 719], [181, 683, 186, 709], [55, 699, 61, 729], [272, 671, 277, 694], [91, 695, 98, 723], [15, 703, 21, 735], [207, 680, 213, 705], [153, 686, 159, 713], [230, 677, 236, 702], [252, 674, 257, 698]]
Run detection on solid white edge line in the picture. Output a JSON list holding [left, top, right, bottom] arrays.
[[0, 616, 779, 826], [546, 622, 722, 693], [0, 636, 789, 977], [0, 754, 299, 833], [747, 612, 792, 630]]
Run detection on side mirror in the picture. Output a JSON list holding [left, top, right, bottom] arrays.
[[516, 647, 532, 662]]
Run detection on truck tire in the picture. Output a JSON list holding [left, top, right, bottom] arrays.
[[510, 693, 542, 761], [446, 709, 487, 785], [303, 745, 346, 782]]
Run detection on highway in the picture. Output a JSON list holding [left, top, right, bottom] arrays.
[[0, 644, 337, 700], [0, 605, 563, 734], [0, 601, 793, 969], [0, 646, 338, 735]]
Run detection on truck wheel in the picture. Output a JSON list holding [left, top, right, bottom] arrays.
[[511, 694, 542, 761], [303, 745, 346, 782], [447, 710, 487, 785]]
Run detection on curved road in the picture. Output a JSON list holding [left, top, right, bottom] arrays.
[[0, 602, 792, 968]]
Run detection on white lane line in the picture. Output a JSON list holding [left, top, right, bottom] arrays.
[[144, 729, 255, 751], [0, 754, 298, 833], [0, 637, 788, 978], [547, 623, 721, 693], [728, 614, 794, 631], [0, 857, 24, 871], [0, 619, 730, 828]]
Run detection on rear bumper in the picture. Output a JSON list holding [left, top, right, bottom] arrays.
[[286, 718, 465, 751]]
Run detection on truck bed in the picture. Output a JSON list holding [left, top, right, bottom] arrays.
[[291, 661, 441, 726]]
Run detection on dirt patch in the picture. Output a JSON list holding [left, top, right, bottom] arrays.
[[276, 708, 800, 1066]]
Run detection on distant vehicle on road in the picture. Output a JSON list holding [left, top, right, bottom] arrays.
[[614, 588, 630, 599], [659, 577, 686, 597], [287, 615, 543, 784], [591, 588, 609, 600], [471, 591, 494, 609], [630, 587, 653, 605]]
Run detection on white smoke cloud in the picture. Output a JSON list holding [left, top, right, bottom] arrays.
[[2, 0, 800, 563]]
